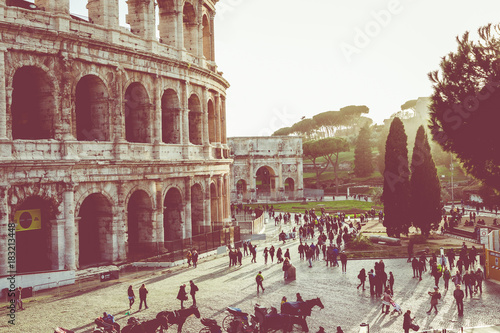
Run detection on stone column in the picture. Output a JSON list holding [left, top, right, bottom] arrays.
[[0, 185, 9, 276], [217, 175, 223, 224], [0, 48, 7, 141], [153, 76, 162, 159], [115, 182, 126, 261], [204, 176, 211, 232], [63, 183, 76, 270], [87, 0, 119, 28], [126, 0, 155, 40], [197, 0, 204, 58], [155, 181, 164, 245], [50, 218, 66, 270], [176, 3, 184, 53], [36, 0, 70, 14], [202, 87, 210, 158], [184, 177, 192, 239], [214, 93, 221, 144], [182, 81, 190, 157], [210, 13, 216, 62]]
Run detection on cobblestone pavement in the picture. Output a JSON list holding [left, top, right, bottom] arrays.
[[4, 220, 500, 333]]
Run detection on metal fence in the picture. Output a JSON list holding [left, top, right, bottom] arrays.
[[128, 226, 240, 263]]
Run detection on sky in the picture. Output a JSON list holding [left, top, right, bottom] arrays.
[[65, 0, 500, 137]]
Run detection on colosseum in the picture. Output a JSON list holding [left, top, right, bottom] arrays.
[[0, 0, 231, 282]]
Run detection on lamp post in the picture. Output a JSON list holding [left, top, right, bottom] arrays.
[[450, 154, 454, 209]]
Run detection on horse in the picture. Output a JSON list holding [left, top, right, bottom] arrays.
[[254, 307, 307, 333], [156, 306, 201, 333], [280, 298, 324, 318], [121, 315, 168, 333]]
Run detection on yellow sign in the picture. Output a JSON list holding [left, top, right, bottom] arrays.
[[15, 209, 41, 231]]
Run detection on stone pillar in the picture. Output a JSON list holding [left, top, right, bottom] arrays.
[[0, 185, 9, 276], [182, 81, 190, 157], [63, 183, 76, 270], [210, 13, 216, 62], [197, 0, 204, 58], [221, 96, 227, 144], [215, 93, 221, 144], [35, 0, 69, 14], [184, 177, 192, 239], [154, 181, 164, 247], [217, 175, 223, 223], [0, 48, 6, 140], [126, 0, 156, 40], [153, 76, 162, 159], [87, 0, 119, 28], [204, 176, 211, 232], [50, 218, 66, 270], [158, 3, 177, 46]]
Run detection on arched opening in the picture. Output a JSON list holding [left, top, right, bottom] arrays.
[[78, 193, 113, 267], [14, 196, 54, 273], [191, 183, 204, 236], [210, 182, 218, 227], [163, 188, 183, 242], [161, 89, 181, 144], [188, 94, 202, 145], [285, 178, 295, 199], [158, 0, 176, 46], [208, 99, 215, 143], [127, 190, 153, 259], [236, 179, 247, 201], [202, 14, 211, 60], [75, 75, 109, 141], [125, 82, 151, 143], [256, 166, 276, 198], [11, 66, 55, 140], [183, 2, 197, 54]]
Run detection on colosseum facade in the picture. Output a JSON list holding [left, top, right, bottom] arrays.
[[0, 0, 231, 277]]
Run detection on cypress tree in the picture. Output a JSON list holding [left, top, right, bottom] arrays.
[[382, 117, 411, 237], [410, 126, 442, 236], [354, 125, 374, 177]]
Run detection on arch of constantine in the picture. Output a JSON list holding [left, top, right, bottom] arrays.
[[228, 137, 304, 203], [0, 0, 231, 277]]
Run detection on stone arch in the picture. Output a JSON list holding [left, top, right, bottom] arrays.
[[188, 94, 202, 145], [207, 99, 216, 143], [202, 14, 212, 60], [236, 179, 247, 200], [191, 183, 204, 236], [285, 177, 295, 199], [256, 165, 276, 196], [126, 189, 154, 258], [163, 187, 183, 242], [183, 1, 197, 54], [210, 182, 218, 226], [14, 196, 56, 273], [75, 74, 110, 141], [11, 66, 56, 140], [124, 82, 152, 143], [77, 193, 114, 267], [162, 88, 181, 144]]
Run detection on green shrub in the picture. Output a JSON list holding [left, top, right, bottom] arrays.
[[347, 233, 374, 250]]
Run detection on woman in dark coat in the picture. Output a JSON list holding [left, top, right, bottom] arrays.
[[357, 268, 366, 290], [177, 284, 188, 309]]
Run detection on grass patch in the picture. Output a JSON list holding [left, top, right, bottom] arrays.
[[246, 200, 382, 214]]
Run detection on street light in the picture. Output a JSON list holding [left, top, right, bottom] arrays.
[[450, 154, 454, 208]]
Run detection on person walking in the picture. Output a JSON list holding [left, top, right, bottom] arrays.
[[368, 269, 375, 296], [403, 310, 416, 333], [237, 248, 243, 266], [475, 268, 483, 294], [426, 286, 441, 314], [463, 270, 473, 297], [256, 271, 265, 293], [192, 249, 199, 268], [269, 245, 275, 263], [187, 250, 192, 267], [284, 248, 291, 261], [138, 284, 148, 310], [177, 284, 188, 309], [453, 284, 464, 316], [381, 288, 393, 314], [357, 268, 366, 290], [340, 251, 347, 274], [251, 245, 257, 263], [127, 285, 135, 310], [189, 280, 198, 307], [14, 287, 24, 311], [443, 266, 451, 290], [412, 257, 419, 278], [388, 272, 395, 293], [264, 247, 269, 264]]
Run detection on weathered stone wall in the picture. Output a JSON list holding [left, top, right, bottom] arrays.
[[228, 137, 303, 202], [0, 0, 231, 275]]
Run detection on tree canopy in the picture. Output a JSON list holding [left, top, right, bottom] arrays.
[[354, 125, 374, 177], [428, 23, 500, 190]]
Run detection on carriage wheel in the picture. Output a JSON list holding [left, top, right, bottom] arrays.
[[199, 327, 211, 333], [222, 315, 234, 332]]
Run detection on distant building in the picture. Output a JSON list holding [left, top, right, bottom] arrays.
[[228, 137, 304, 202]]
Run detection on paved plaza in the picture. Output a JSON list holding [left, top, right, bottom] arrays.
[[3, 220, 500, 333]]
